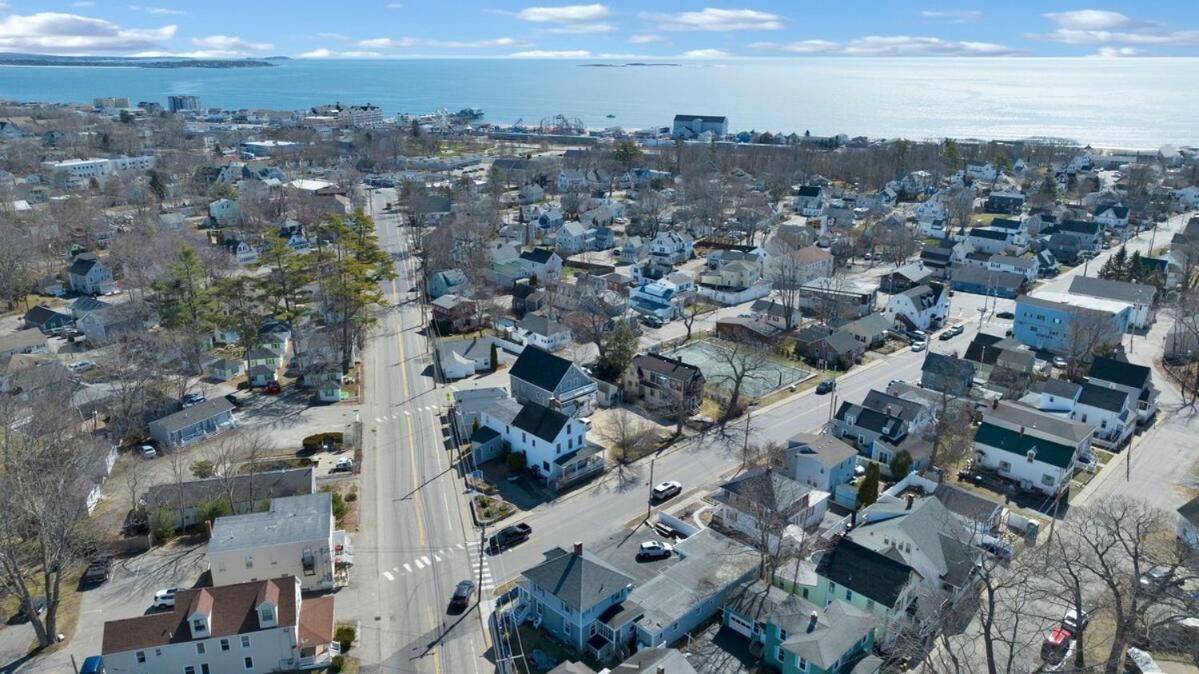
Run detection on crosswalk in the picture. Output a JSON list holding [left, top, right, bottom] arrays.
[[374, 406, 443, 423], [375, 541, 496, 592]]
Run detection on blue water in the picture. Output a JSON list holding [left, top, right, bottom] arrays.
[[1, 57, 1195, 149]]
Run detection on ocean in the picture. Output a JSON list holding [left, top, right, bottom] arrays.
[[0, 57, 1195, 149]]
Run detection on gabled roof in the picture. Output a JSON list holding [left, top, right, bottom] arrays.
[[950, 266, 1025, 290], [1087, 356, 1151, 390], [632, 353, 702, 382], [150, 397, 235, 435], [1179, 494, 1199, 527], [861, 390, 927, 423], [68, 255, 101, 276], [1058, 219, 1102, 236], [23, 304, 71, 326], [718, 467, 814, 513], [520, 248, 557, 265], [797, 185, 822, 198], [509, 345, 580, 393], [975, 422, 1076, 469], [522, 547, 634, 613], [922, 352, 974, 381], [1069, 276, 1156, 306], [816, 538, 914, 607], [968, 228, 1009, 241], [986, 400, 1093, 444], [1078, 382, 1130, 413], [786, 433, 857, 468], [511, 401, 571, 443], [851, 496, 977, 588], [144, 468, 313, 512]]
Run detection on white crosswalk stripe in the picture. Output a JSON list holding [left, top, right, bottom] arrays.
[[420, 555, 432, 566], [413, 558, 425, 569], [382, 571, 394, 581], [403, 563, 412, 573]]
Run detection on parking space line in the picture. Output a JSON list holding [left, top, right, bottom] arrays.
[[382, 571, 394, 581]]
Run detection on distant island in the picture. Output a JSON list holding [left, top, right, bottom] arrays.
[[579, 62, 680, 68], [0, 53, 277, 69]]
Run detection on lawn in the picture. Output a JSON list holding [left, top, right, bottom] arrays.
[[0, 564, 86, 655], [516, 623, 602, 673]]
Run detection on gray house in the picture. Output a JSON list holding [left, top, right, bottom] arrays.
[[67, 253, 115, 295], [143, 468, 315, 530], [509, 346, 597, 417], [148, 397, 236, 448]]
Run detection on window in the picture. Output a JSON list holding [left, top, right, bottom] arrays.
[[866, 599, 874, 610], [1042, 474, 1056, 487], [196, 642, 206, 655], [260, 608, 274, 623], [998, 460, 1012, 472], [798, 656, 809, 672], [243, 656, 254, 670], [801, 588, 809, 599], [778, 629, 788, 641], [776, 646, 785, 662], [202, 666, 210, 674], [245, 555, 253, 569], [192, 619, 206, 633], [241, 636, 251, 649], [155, 649, 162, 657], [220, 639, 230, 652], [828, 581, 835, 591], [185, 667, 196, 674], [845, 589, 852, 601], [136, 651, 146, 664]]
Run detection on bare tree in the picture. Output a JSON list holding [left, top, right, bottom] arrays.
[[596, 409, 656, 465], [709, 341, 772, 423], [1062, 307, 1122, 378], [767, 251, 810, 330]]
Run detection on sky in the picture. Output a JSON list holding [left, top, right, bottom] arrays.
[[0, 2, 1197, 59]]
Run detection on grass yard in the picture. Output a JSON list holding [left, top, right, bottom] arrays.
[[0, 564, 86, 654]]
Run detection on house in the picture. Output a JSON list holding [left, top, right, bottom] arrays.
[[555, 221, 592, 255], [622, 353, 705, 414], [714, 468, 828, 547], [966, 162, 997, 182], [672, 114, 728, 139], [949, 266, 1024, 299], [144, 468, 315, 531], [1067, 276, 1156, 330], [794, 326, 864, 370], [0, 330, 48, 359], [558, 169, 588, 191], [69, 296, 110, 320], [617, 236, 647, 265], [148, 397, 237, 448], [883, 283, 948, 332], [794, 185, 826, 217], [100, 576, 336, 673], [984, 190, 1025, 215], [1178, 496, 1199, 550], [798, 278, 877, 321], [0, 353, 71, 399], [1051, 220, 1103, 255], [647, 231, 693, 265], [629, 279, 685, 321], [1093, 204, 1130, 228], [831, 394, 921, 458], [1013, 293, 1131, 356], [209, 492, 349, 592], [518, 543, 636, 655], [22, 304, 73, 334], [715, 316, 788, 349], [519, 248, 563, 281], [1087, 356, 1158, 426], [435, 336, 508, 381], [777, 433, 858, 495], [1023, 378, 1136, 450], [965, 228, 1017, 255], [920, 352, 975, 397], [879, 262, 934, 294], [987, 254, 1038, 284], [973, 401, 1092, 495], [35, 275, 66, 297], [697, 260, 762, 292], [430, 294, 479, 333], [67, 253, 116, 295], [427, 269, 470, 300], [514, 314, 573, 352], [789, 246, 835, 280], [1173, 186, 1199, 210], [842, 313, 891, 349], [963, 333, 1035, 393], [208, 197, 242, 226], [207, 358, 245, 382], [807, 538, 920, 645], [77, 305, 151, 343], [518, 183, 545, 204], [722, 581, 875, 674], [509, 345, 597, 417]]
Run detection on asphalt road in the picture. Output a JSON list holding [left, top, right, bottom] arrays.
[[343, 188, 490, 674]]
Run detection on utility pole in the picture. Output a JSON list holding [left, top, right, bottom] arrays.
[[478, 522, 486, 604], [645, 456, 656, 523]]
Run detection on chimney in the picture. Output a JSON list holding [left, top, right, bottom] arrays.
[[573, 541, 583, 555], [1019, 426, 1025, 437], [905, 494, 914, 510], [657, 668, 666, 674], [807, 611, 819, 633], [850, 510, 857, 527]]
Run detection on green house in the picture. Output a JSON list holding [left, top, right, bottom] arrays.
[[723, 580, 877, 674]]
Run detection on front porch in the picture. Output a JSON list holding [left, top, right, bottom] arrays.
[[550, 444, 606, 491]]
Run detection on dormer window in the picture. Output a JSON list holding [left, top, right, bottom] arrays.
[[192, 617, 208, 635], [259, 605, 276, 626]]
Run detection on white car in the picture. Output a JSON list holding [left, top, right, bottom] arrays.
[[68, 360, 96, 372], [911, 340, 927, 352], [636, 541, 673, 560], [152, 588, 179, 608], [652, 480, 682, 501], [140, 445, 158, 459], [1075, 454, 1098, 474], [333, 457, 354, 472]]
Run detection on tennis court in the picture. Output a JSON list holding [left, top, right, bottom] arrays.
[[668, 339, 811, 399]]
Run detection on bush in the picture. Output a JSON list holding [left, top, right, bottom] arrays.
[[329, 491, 348, 520], [150, 509, 178, 542], [302, 432, 344, 451], [196, 498, 234, 531], [335, 626, 356, 652], [190, 460, 216, 479], [345, 492, 358, 502], [330, 655, 346, 672], [506, 451, 526, 472]]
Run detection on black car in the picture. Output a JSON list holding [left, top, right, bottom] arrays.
[[487, 523, 533, 553], [83, 555, 113, 586], [449, 579, 475, 610], [996, 311, 1015, 320], [815, 379, 836, 395]]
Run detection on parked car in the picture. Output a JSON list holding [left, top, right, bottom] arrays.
[[911, 340, 927, 352], [11, 597, 46, 623], [332, 457, 354, 473], [265, 381, 283, 395], [1063, 609, 1090, 635], [181, 392, 206, 408], [139, 445, 157, 459], [652, 480, 682, 501], [449, 579, 475, 610], [1053, 356, 1068, 369], [636, 541, 673, 561], [224, 393, 243, 407], [152, 587, 180, 608], [939, 325, 964, 340], [79, 656, 106, 674], [487, 523, 533, 553], [1139, 564, 1180, 589], [83, 555, 113, 586], [905, 329, 928, 342], [640, 315, 664, 329], [1075, 453, 1098, 474], [68, 360, 96, 373], [996, 311, 1015, 320], [815, 379, 836, 395]]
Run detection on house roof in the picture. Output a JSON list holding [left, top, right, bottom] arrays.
[[835, 403, 904, 440], [968, 228, 1009, 241], [824, 330, 862, 355], [520, 248, 556, 265], [509, 345, 577, 393], [610, 648, 698, 674], [144, 468, 313, 512], [861, 390, 927, 423], [786, 433, 857, 468], [632, 353, 702, 382], [796, 185, 822, 198], [510, 401, 571, 443], [816, 538, 914, 607], [987, 400, 1093, 444], [718, 467, 814, 513], [102, 577, 301, 654], [1078, 382, 1129, 413], [1069, 276, 1156, 306], [1038, 378, 1082, 399], [437, 336, 499, 362], [23, 304, 71, 326], [521, 547, 634, 614], [150, 397, 234, 435], [0, 329, 47, 354], [1178, 494, 1199, 527], [890, 262, 933, 282], [950, 266, 1024, 290], [518, 314, 569, 337], [990, 254, 1035, 270], [851, 496, 977, 588], [844, 313, 891, 337], [68, 255, 101, 276], [933, 484, 1002, 525], [921, 352, 975, 381], [1087, 356, 1151, 390], [209, 493, 332, 554], [975, 421, 1077, 469], [1058, 219, 1102, 236], [71, 296, 110, 313]]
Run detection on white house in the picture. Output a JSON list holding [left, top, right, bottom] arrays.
[[557, 169, 587, 191], [100, 576, 337, 673], [973, 401, 1092, 496], [966, 163, 997, 182], [647, 231, 693, 264], [779, 433, 859, 494], [883, 283, 949, 331], [1173, 186, 1199, 211], [915, 194, 947, 223], [1067, 276, 1156, 330], [513, 314, 572, 352], [208, 493, 350, 592], [1093, 204, 1130, 228], [1023, 379, 1137, 450], [479, 400, 603, 488], [518, 248, 563, 281], [630, 279, 684, 320], [554, 220, 591, 255], [988, 254, 1039, 285], [714, 468, 828, 552]]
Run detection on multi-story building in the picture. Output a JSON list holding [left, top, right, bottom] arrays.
[[974, 401, 1092, 495], [671, 114, 728, 139], [100, 576, 337, 673], [1013, 292, 1131, 356], [338, 104, 386, 128], [623, 353, 705, 414], [168, 94, 202, 112]]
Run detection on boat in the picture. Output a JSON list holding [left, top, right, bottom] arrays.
[[606, 114, 615, 118]]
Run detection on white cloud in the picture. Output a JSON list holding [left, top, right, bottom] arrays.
[[1044, 10, 1136, 31], [546, 22, 614, 34], [128, 5, 188, 16], [507, 49, 591, 58], [71, 1, 95, 6], [515, 4, 608, 23], [0, 12, 175, 53], [749, 39, 839, 54], [645, 8, 783, 32], [751, 35, 1018, 56], [386, 2, 403, 7], [628, 34, 664, 44], [921, 10, 982, 23], [680, 48, 730, 58], [358, 36, 528, 49], [298, 48, 382, 59], [191, 35, 272, 52], [1094, 46, 1140, 57], [0, 2, 9, 11]]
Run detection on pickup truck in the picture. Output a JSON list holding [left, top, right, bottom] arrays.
[[487, 523, 532, 553]]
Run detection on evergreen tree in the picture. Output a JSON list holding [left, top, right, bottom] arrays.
[[857, 463, 880, 508], [889, 450, 914, 480], [489, 342, 499, 371]]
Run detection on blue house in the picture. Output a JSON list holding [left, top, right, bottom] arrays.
[[1013, 292, 1131, 356], [427, 269, 469, 300]]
